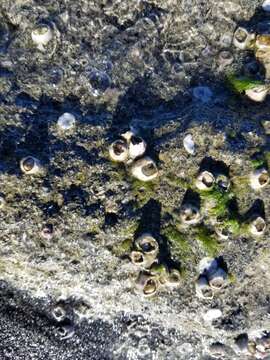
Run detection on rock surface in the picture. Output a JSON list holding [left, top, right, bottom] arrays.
[[0, 0, 270, 359]]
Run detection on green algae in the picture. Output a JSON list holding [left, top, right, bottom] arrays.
[[226, 74, 264, 94], [195, 225, 221, 257]]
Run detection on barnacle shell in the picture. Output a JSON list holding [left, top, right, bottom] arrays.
[[195, 171, 215, 191], [233, 27, 255, 50], [31, 24, 53, 47], [250, 168, 269, 190], [134, 233, 159, 258], [131, 157, 158, 182], [249, 215, 266, 236], [52, 304, 66, 322], [165, 269, 181, 287], [128, 135, 147, 159], [207, 268, 227, 290], [130, 250, 156, 269], [195, 275, 214, 299], [216, 174, 231, 191], [20, 156, 42, 175], [245, 85, 268, 102], [180, 203, 201, 225], [134, 271, 159, 297], [57, 113, 76, 131], [109, 139, 129, 162]]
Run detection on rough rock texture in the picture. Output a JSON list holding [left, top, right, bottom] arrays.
[[0, 0, 270, 359]]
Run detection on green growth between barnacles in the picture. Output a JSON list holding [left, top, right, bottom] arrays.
[[226, 74, 264, 94], [195, 225, 221, 257], [200, 186, 234, 218], [131, 178, 158, 207], [112, 238, 133, 257], [222, 218, 242, 236], [164, 173, 190, 189], [162, 225, 193, 261], [250, 158, 266, 169]]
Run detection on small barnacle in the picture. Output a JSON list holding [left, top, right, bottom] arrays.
[[57, 323, 75, 340], [248, 215, 266, 236], [218, 50, 234, 68], [245, 85, 269, 102], [20, 156, 42, 175], [233, 27, 255, 50], [0, 195, 6, 209], [208, 342, 227, 358], [195, 275, 214, 300], [130, 250, 156, 269], [215, 224, 230, 240], [135, 233, 159, 259], [128, 135, 147, 160], [109, 139, 129, 162], [52, 304, 66, 322], [57, 113, 76, 131], [180, 203, 201, 225], [207, 267, 228, 290], [134, 271, 159, 297], [216, 174, 230, 192], [40, 224, 54, 240], [195, 171, 215, 191], [31, 24, 53, 50], [131, 157, 158, 182], [166, 269, 181, 287], [250, 168, 269, 190]]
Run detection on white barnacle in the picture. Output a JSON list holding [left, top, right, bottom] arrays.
[[195, 275, 214, 299], [109, 139, 129, 162], [249, 216, 266, 236], [165, 269, 181, 287], [31, 24, 53, 51], [250, 168, 269, 190], [134, 233, 159, 258], [20, 156, 42, 175], [128, 135, 147, 160], [233, 27, 255, 50], [57, 113, 76, 131], [180, 203, 201, 225], [207, 267, 228, 290], [131, 156, 158, 182], [245, 85, 269, 102], [134, 271, 159, 297], [52, 304, 66, 322], [195, 171, 215, 191], [183, 134, 195, 155]]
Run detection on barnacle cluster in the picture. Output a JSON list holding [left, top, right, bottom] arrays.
[[195, 258, 228, 299], [109, 129, 158, 182], [130, 233, 180, 297]]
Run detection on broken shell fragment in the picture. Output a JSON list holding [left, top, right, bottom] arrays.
[[135, 233, 159, 258], [109, 139, 129, 162], [249, 216, 266, 236], [134, 271, 159, 297], [180, 203, 201, 225], [245, 85, 268, 102], [233, 27, 255, 50], [195, 171, 215, 191], [57, 113, 76, 131], [207, 268, 228, 290], [131, 157, 158, 182], [250, 168, 269, 190], [128, 135, 147, 159], [195, 275, 214, 299], [20, 156, 42, 175], [31, 24, 53, 47]]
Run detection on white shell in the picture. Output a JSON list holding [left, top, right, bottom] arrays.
[[128, 136, 147, 159], [249, 216, 266, 236], [31, 25, 53, 46], [57, 113, 76, 130], [180, 203, 201, 225], [233, 27, 255, 50], [250, 168, 269, 190], [262, 0, 270, 11], [207, 268, 228, 290], [245, 86, 268, 102], [165, 269, 181, 287], [20, 156, 42, 175], [195, 275, 214, 299], [198, 257, 218, 277], [203, 308, 222, 323], [195, 171, 215, 191], [130, 250, 156, 269], [183, 134, 195, 155], [131, 157, 158, 182], [109, 139, 128, 162], [134, 271, 159, 297], [135, 233, 159, 258], [193, 86, 213, 103], [52, 305, 66, 322]]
